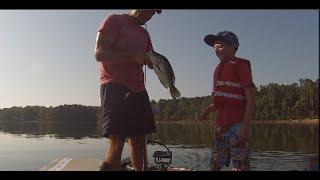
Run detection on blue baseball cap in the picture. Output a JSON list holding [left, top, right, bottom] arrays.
[[204, 31, 239, 47]]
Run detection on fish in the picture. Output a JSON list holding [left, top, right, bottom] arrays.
[[147, 50, 181, 100]]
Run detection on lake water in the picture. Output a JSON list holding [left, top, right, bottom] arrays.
[[0, 121, 318, 171]]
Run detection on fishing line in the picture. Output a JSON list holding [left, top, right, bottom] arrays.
[[190, 158, 207, 170], [143, 22, 148, 170], [144, 23, 148, 86]]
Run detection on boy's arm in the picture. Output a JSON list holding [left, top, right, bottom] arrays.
[[199, 104, 217, 120], [243, 87, 254, 126], [206, 104, 217, 113], [238, 61, 254, 126], [239, 86, 254, 142]]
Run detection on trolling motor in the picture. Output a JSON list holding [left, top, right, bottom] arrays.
[[148, 140, 173, 171], [152, 151, 173, 171], [121, 139, 173, 171]]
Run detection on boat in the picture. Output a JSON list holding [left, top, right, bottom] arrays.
[[40, 138, 319, 171], [39, 139, 194, 171]]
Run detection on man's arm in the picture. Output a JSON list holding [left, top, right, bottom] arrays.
[[95, 31, 137, 64], [146, 33, 154, 69]]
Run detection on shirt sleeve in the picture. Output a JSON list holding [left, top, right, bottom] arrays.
[[238, 61, 254, 88], [98, 14, 121, 39]]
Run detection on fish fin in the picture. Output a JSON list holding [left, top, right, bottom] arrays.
[[172, 73, 175, 84], [159, 77, 169, 89], [154, 65, 169, 89], [155, 64, 161, 73], [170, 86, 181, 99]]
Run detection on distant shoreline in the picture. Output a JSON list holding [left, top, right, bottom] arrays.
[[156, 119, 319, 125], [253, 119, 319, 125], [0, 119, 318, 125]]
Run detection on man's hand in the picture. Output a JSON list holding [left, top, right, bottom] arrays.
[[135, 54, 152, 65]]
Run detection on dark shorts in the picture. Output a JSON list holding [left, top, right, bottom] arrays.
[[100, 82, 156, 138]]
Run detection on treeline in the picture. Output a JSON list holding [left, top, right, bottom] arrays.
[[0, 105, 99, 122], [0, 78, 318, 122], [153, 78, 319, 121], [254, 78, 319, 121]]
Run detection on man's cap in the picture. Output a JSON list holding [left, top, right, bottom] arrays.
[[155, 10, 162, 14], [204, 31, 239, 47], [145, 9, 162, 14]]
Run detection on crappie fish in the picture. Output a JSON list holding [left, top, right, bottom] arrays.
[[147, 50, 181, 100]]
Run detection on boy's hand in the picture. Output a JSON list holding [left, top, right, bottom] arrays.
[[240, 123, 250, 142], [198, 110, 209, 121]]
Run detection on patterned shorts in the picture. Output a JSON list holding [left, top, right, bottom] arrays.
[[210, 123, 251, 171]]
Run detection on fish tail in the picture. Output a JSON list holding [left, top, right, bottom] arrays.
[[170, 86, 181, 100]]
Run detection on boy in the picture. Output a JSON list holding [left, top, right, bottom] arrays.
[[200, 31, 254, 171]]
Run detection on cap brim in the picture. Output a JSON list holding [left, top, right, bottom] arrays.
[[204, 34, 221, 47]]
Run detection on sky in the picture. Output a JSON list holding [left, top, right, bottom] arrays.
[[0, 10, 318, 109]]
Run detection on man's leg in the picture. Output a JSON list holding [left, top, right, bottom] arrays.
[[128, 136, 145, 171], [105, 134, 126, 171]]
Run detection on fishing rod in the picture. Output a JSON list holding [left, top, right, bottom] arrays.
[[143, 23, 148, 171], [144, 23, 148, 87]]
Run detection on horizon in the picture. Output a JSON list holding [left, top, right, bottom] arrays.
[[1, 77, 318, 109]]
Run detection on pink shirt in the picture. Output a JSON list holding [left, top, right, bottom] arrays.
[[98, 14, 153, 92], [213, 57, 254, 127]]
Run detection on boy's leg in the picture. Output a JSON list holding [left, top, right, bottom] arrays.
[[229, 123, 251, 171], [210, 126, 231, 171]]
